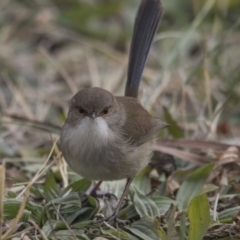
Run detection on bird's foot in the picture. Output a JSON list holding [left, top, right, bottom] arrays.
[[81, 192, 117, 207], [93, 213, 130, 225], [91, 192, 118, 201]]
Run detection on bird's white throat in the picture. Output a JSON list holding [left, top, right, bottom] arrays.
[[67, 117, 115, 150]]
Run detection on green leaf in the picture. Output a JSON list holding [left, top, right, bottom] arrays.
[[93, 238, 109, 240], [154, 218, 167, 240], [151, 196, 177, 214], [4, 202, 31, 222], [37, 192, 84, 225], [201, 184, 219, 194], [43, 171, 61, 201], [62, 179, 91, 196], [118, 204, 138, 220], [87, 195, 98, 208], [64, 207, 95, 224], [42, 220, 67, 237], [4, 199, 42, 222], [125, 216, 163, 240], [53, 229, 89, 239], [166, 204, 179, 240], [163, 106, 184, 139], [101, 227, 138, 240], [133, 188, 159, 218], [133, 165, 152, 194], [218, 206, 240, 221], [188, 194, 210, 240], [176, 163, 214, 210], [71, 220, 92, 228], [50, 192, 81, 208], [179, 212, 188, 240]]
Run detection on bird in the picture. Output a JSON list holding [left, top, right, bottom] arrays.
[[61, 0, 166, 222]]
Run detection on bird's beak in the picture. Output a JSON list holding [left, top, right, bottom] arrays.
[[90, 112, 96, 119]]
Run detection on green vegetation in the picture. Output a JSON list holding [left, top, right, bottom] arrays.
[[0, 0, 240, 239]]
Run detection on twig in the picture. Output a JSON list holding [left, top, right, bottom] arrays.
[[17, 138, 59, 198], [2, 185, 30, 239], [28, 220, 48, 240], [51, 203, 78, 240], [39, 47, 77, 94], [0, 164, 5, 238]]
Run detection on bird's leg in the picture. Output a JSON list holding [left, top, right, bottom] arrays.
[[82, 180, 103, 206], [94, 178, 133, 224], [111, 178, 133, 217], [86, 180, 103, 196], [86, 180, 117, 200]]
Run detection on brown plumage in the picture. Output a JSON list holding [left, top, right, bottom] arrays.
[[116, 96, 166, 145], [61, 0, 165, 222]]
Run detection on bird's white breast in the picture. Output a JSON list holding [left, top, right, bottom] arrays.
[[62, 117, 120, 180], [61, 116, 151, 180], [67, 117, 115, 152]]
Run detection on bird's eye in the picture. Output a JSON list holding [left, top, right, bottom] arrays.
[[79, 107, 85, 114], [103, 107, 109, 115]]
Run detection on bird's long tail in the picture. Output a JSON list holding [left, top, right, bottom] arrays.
[[125, 0, 163, 98]]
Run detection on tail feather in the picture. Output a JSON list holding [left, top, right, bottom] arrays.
[[125, 0, 163, 98]]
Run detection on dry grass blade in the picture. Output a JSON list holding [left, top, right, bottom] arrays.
[[53, 141, 68, 188], [51, 203, 78, 240], [2, 139, 59, 238], [28, 220, 48, 240], [17, 138, 58, 198], [6, 226, 34, 240], [216, 146, 240, 167], [0, 0, 239, 238], [2, 186, 30, 239], [207, 146, 240, 186], [204, 224, 240, 239], [147, 72, 171, 107], [155, 145, 210, 164], [3, 113, 61, 134], [38, 47, 77, 94], [203, 48, 213, 122], [157, 139, 240, 152], [0, 165, 5, 238], [2, 73, 34, 120], [85, 49, 101, 88], [55, 29, 125, 63]]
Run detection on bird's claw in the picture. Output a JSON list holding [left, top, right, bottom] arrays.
[[92, 192, 118, 201]]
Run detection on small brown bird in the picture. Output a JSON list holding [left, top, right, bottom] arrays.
[[61, 0, 166, 222]]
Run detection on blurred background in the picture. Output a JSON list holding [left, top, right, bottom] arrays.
[[0, 0, 240, 173]]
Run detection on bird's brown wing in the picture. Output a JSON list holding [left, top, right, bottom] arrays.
[[116, 96, 167, 146]]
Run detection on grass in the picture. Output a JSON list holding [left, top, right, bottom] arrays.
[[0, 0, 240, 239]]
